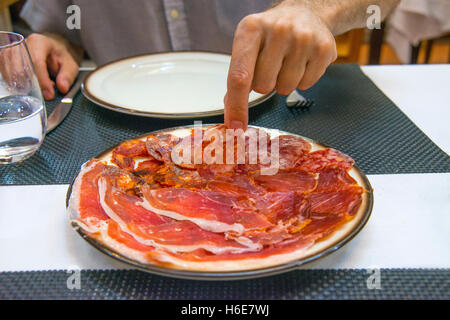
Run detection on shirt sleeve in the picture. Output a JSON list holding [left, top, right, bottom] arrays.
[[20, 0, 82, 46]]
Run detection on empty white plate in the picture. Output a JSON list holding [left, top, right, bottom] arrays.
[[82, 52, 275, 118]]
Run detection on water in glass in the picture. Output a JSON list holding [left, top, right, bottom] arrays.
[[0, 31, 46, 163]]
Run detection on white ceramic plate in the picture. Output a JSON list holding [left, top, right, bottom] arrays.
[[66, 125, 373, 280], [82, 52, 275, 118]]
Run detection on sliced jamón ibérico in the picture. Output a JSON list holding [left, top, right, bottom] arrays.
[[252, 170, 317, 193], [309, 186, 363, 216], [309, 167, 363, 216], [315, 167, 358, 192], [153, 163, 205, 188], [112, 139, 150, 170], [71, 160, 109, 222], [97, 177, 256, 254], [196, 163, 236, 180], [146, 133, 181, 162], [140, 212, 347, 264], [139, 186, 273, 234], [296, 148, 354, 172], [206, 174, 265, 200], [70, 126, 366, 270], [256, 191, 311, 223], [276, 135, 312, 169]]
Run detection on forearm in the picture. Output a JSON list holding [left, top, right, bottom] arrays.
[[276, 0, 400, 35], [226, 0, 399, 128]]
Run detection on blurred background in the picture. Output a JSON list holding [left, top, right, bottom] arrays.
[[2, 0, 449, 65]]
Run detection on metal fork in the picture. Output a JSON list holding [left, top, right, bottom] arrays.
[[286, 90, 314, 110]]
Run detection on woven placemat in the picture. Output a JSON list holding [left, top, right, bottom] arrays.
[[0, 269, 448, 300], [1, 63, 449, 185]]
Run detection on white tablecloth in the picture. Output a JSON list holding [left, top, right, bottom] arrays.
[[1, 65, 449, 272]]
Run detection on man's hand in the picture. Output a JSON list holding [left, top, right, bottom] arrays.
[[25, 33, 82, 100], [224, 0, 337, 130]]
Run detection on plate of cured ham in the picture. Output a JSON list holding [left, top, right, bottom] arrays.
[[66, 124, 373, 279]]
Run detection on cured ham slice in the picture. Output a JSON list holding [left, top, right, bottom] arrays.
[[276, 135, 311, 169], [196, 163, 236, 180], [97, 177, 257, 254], [296, 148, 354, 173], [295, 212, 347, 241], [315, 167, 358, 192], [146, 133, 181, 162], [206, 174, 265, 200], [153, 163, 205, 188], [257, 192, 310, 223], [253, 170, 316, 193], [68, 160, 109, 224], [139, 186, 273, 234], [198, 125, 273, 170], [107, 219, 154, 252], [132, 159, 162, 184], [112, 139, 150, 170], [134, 212, 346, 265], [309, 187, 363, 216]]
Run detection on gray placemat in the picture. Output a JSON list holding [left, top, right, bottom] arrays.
[[0, 269, 448, 300], [0, 64, 449, 185]]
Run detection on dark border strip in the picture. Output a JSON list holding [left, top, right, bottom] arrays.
[[1, 268, 448, 300]]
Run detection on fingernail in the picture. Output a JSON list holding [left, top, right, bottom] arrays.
[[230, 120, 243, 130], [61, 79, 69, 91]]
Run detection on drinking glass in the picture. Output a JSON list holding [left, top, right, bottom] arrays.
[[0, 31, 46, 163]]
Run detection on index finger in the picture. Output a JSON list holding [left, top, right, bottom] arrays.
[[225, 16, 263, 130]]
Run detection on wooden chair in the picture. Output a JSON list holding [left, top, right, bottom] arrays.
[[411, 34, 450, 64], [369, 22, 450, 64], [334, 28, 365, 64], [0, 0, 18, 31]]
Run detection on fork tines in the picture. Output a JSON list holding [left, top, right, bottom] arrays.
[[289, 99, 314, 110], [286, 90, 314, 110]]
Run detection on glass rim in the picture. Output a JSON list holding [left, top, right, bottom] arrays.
[[0, 31, 25, 50]]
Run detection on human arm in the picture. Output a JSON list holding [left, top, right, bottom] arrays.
[[224, 0, 400, 129]]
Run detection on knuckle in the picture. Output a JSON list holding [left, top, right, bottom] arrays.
[[239, 14, 262, 33], [315, 38, 334, 56], [297, 29, 314, 43], [229, 69, 251, 90], [229, 103, 245, 115], [292, 33, 303, 46], [273, 21, 292, 35]]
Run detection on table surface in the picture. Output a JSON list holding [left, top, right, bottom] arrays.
[[0, 65, 449, 294]]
